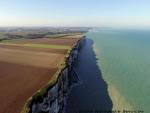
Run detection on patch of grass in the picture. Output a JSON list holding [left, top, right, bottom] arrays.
[[1, 43, 71, 49], [45, 34, 83, 39], [0, 33, 6, 39], [0, 43, 71, 49], [24, 44, 71, 49]]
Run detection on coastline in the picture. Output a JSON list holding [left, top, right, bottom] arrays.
[[21, 36, 85, 113]]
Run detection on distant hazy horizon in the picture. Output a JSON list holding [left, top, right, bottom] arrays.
[[0, 0, 150, 28]]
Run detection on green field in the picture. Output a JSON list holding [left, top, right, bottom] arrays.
[[0, 43, 71, 50], [25, 44, 70, 49], [45, 33, 83, 39], [45, 34, 67, 38], [0, 33, 6, 39]]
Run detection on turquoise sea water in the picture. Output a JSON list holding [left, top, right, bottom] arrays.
[[86, 29, 150, 113]]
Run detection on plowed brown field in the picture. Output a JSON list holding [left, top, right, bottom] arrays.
[[0, 37, 80, 113]]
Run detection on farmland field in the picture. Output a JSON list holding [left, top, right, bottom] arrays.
[[2, 37, 80, 46], [0, 43, 71, 50], [0, 36, 81, 113]]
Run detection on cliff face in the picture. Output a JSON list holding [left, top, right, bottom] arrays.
[[29, 37, 86, 113]]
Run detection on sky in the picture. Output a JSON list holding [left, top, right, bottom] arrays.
[[0, 0, 150, 28]]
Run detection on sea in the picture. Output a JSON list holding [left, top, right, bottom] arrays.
[[86, 29, 150, 113]]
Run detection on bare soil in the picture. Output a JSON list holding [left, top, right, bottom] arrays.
[[0, 47, 64, 68], [0, 61, 57, 113]]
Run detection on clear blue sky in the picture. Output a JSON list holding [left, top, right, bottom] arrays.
[[0, 0, 150, 28]]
